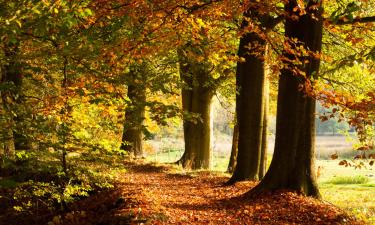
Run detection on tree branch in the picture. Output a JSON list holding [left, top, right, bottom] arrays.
[[329, 15, 375, 25]]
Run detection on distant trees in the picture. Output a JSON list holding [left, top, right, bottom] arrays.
[[315, 103, 350, 135]]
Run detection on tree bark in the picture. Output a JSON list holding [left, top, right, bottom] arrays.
[[228, 10, 268, 183], [227, 121, 239, 173], [247, 0, 323, 198], [258, 78, 269, 179], [177, 48, 214, 170], [121, 71, 146, 158]]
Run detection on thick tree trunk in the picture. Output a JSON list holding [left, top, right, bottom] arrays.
[[121, 72, 146, 158], [177, 48, 214, 170], [247, 0, 323, 198], [228, 11, 267, 183], [227, 121, 239, 173], [179, 89, 213, 169]]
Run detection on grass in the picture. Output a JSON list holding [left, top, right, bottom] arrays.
[[320, 184, 375, 223], [326, 175, 370, 185], [316, 160, 375, 223]]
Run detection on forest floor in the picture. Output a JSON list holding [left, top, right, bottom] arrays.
[[67, 160, 365, 225], [1, 160, 367, 225]]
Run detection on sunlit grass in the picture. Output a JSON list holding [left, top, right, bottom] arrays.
[[320, 184, 375, 223], [317, 160, 375, 223], [326, 175, 370, 185]]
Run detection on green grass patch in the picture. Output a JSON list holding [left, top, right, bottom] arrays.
[[320, 183, 375, 223], [326, 175, 370, 185]]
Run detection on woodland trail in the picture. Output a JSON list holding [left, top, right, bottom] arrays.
[[100, 161, 362, 225]]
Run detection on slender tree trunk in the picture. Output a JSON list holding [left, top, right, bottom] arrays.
[[228, 10, 267, 183], [258, 78, 269, 179], [121, 71, 146, 158], [227, 121, 239, 173], [177, 48, 214, 170], [247, 0, 323, 198]]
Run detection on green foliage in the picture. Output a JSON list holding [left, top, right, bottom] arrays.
[[0, 148, 125, 216], [330, 2, 361, 22]]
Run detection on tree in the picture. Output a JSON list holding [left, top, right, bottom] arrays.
[[0, 43, 21, 158], [259, 77, 269, 179], [228, 4, 279, 183], [247, 0, 323, 198], [120, 65, 147, 158], [174, 7, 238, 169], [227, 120, 238, 173], [176, 45, 215, 169]]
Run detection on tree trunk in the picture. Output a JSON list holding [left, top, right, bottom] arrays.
[[121, 71, 146, 158], [177, 48, 214, 170], [227, 121, 239, 173], [228, 10, 267, 183], [247, 0, 323, 198], [258, 78, 269, 179], [0, 43, 22, 158], [179, 89, 213, 169]]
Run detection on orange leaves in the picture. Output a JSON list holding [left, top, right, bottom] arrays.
[[99, 162, 362, 224], [330, 153, 339, 160], [339, 160, 349, 166]]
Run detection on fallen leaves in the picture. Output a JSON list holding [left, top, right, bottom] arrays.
[[105, 161, 362, 225], [11, 161, 361, 225]]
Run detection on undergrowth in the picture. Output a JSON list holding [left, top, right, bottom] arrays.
[[0, 149, 126, 225]]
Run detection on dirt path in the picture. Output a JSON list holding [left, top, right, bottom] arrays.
[[108, 161, 361, 225]]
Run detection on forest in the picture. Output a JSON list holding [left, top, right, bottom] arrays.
[[0, 0, 374, 224]]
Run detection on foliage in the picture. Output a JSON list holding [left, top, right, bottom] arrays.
[[0, 149, 126, 224]]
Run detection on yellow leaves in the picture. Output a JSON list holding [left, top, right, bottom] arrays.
[[196, 18, 205, 27]]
